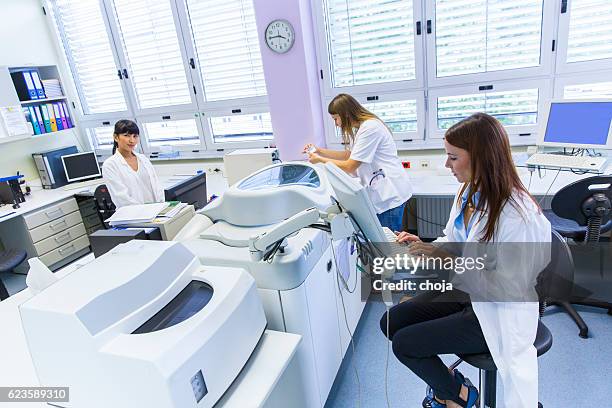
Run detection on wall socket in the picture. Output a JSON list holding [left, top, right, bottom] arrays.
[[419, 160, 430, 169]]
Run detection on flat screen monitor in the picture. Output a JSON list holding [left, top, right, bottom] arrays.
[[61, 151, 101, 182], [324, 162, 386, 244], [164, 172, 207, 210], [538, 99, 612, 149]]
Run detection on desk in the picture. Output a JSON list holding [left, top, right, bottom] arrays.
[[0, 257, 304, 408]]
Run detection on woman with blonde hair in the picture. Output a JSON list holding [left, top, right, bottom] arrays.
[[304, 93, 413, 232]]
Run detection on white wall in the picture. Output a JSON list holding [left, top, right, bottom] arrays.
[[0, 0, 83, 180]]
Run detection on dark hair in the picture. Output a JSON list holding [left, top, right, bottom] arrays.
[[328, 94, 383, 148], [112, 119, 140, 154], [444, 113, 539, 242]]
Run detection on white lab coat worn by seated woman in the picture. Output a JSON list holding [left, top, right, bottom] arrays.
[[102, 150, 164, 208], [434, 189, 551, 407]]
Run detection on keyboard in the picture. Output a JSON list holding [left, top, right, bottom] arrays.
[[382, 227, 398, 242], [62, 179, 103, 191], [525, 153, 607, 172]]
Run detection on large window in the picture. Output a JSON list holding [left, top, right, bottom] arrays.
[[47, 0, 271, 155], [315, 0, 608, 149]]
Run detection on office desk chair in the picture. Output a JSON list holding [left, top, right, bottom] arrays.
[[0, 249, 27, 301], [543, 176, 612, 338], [445, 230, 566, 408], [93, 184, 116, 228]]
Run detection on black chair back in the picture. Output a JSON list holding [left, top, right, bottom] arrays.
[[536, 229, 576, 309], [93, 184, 116, 225]]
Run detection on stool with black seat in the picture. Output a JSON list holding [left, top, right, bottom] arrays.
[[93, 184, 116, 228], [543, 175, 612, 338], [0, 249, 27, 301], [446, 230, 569, 408]]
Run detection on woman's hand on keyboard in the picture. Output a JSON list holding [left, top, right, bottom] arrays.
[[395, 231, 421, 243]]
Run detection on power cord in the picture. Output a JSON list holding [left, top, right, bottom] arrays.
[[538, 168, 561, 207]]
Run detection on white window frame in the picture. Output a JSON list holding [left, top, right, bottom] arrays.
[[324, 91, 426, 148], [137, 111, 207, 154], [313, 0, 426, 98], [424, 0, 557, 88], [555, 0, 612, 74], [80, 118, 123, 156], [47, 0, 135, 123], [553, 71, 612, 98], [201, 104, 274, 150], [426, 79, 552, 146], [103, 0, 200, 117]]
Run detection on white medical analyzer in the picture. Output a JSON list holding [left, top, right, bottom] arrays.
[[19, 240, 267, 408], [179, 162, 366, 407]]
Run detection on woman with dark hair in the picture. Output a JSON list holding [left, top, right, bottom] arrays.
[[381, 113, 551, 407], [101, 120, 164, 208], [303, 93, 412, 232]]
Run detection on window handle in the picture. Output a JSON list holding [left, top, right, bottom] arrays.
[[189, 58, 196, 69], [122, 69, 129, 79], [426, 20, 432, 34], [117, 69, 123, 80], [561, 0, 568, 13], [416, 21, 422, 36]]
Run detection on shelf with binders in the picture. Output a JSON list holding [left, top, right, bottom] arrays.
[[23, 101, 75, 136]]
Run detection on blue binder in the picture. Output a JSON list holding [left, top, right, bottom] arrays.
[[27, 106, 42, 135], [40, 105, 52, 133], [52, 104, 64, 130], [33, 106, 46, 133], [23, 71, 38, 100], [29, 70, 46, 99], [61, 102, 73, 128]]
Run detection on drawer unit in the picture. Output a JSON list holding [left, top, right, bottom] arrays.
[[0, 196, 91, 272], [34, 223, 87, 255], [39, 234, 90, 267], [29, 211, 83, 243], [23, 198, 79, 229]]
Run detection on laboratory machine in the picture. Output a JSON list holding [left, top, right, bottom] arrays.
[[20, 240, 266, 408], [179, 162, 366, 407]]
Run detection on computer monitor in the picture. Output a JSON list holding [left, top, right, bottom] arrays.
[[164, 172, 207, 210], [61, 151, 101, 182], [324, 162, 387, 243], [538, 99, 612, 149]]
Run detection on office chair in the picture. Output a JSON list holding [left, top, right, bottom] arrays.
[[444, 231, 568, 408], [93, 184, 116, 228], [543, 176, 612, 338], [0, 249, 27, 301]]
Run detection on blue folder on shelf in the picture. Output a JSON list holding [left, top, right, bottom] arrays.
[[23, 71, 38, 100], [33, 106, 46, 133], [27, 106, 41, 135], [57, 103, 69, 129], [53, 103, 64, 130], [30, 70, 46, 99], [61, 101, 73, 128]]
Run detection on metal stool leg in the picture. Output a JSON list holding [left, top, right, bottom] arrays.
[[483, 369, 497, 408]]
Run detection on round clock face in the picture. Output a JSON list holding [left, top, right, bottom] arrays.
[[265, 20, 295, 54]]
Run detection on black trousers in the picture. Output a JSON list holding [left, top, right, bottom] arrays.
[[379, 291, 489, 402]]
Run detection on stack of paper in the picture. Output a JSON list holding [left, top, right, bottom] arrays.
[[106, 203, 169, 226], [41, 79, 63, 98], [157, 201, 187, 218]]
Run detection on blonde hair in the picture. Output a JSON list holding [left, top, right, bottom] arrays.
[[328, 94, 383, 148]]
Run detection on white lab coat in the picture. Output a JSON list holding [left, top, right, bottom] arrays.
[[435, 189, 551, 407], [101, 151, 164, 208]]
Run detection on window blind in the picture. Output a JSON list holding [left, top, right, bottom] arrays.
[[435, 0, 543, 77], [364, 100, 418, 133], [566, 0, 612, 63], [563, 81, 612, 99], [53, 0, 128, 114], [184, 0, 266, 101], [112, 0, 192, 109], [324, 0, 415, 87], [209, 113, 273, 143], [144, 118, 200, 147], [437, 88, 539, 129]]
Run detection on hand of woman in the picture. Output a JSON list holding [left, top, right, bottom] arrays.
[[408, 241, 454, 260], [395, 231, 421, 244], [307, 152, 324, 164], [302, 143, 318, 154]]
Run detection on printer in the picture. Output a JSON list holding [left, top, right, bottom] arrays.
[[19, 240, 266, 408]]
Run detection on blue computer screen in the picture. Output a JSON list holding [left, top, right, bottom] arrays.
[[544, 101, 612, 146]]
